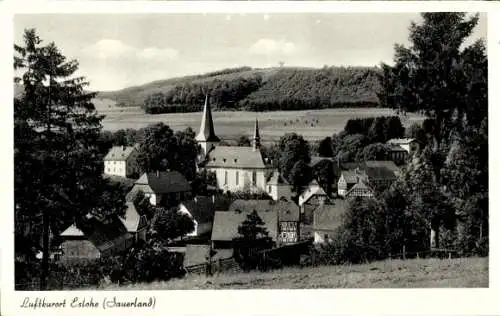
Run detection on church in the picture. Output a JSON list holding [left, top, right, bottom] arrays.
[[196, 96, 272, 193]]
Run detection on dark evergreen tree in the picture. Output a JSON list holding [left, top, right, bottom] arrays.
[[14, 29, 126, 289]]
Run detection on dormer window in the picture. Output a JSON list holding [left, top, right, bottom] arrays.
[[223, 158, 226, 163], [234, 158, 238, 163]]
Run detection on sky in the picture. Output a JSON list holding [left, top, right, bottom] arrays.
[[14, 13, 487, 91]]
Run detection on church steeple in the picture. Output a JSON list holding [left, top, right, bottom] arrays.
[[252, 117, 261, 151], [196, 95, 220, 156]]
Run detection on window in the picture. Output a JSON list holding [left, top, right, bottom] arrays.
[[268, 185, 271, 193], [224, 171, 228, 185], [252, 171, 257, 186], [235, 171, 239, 185]]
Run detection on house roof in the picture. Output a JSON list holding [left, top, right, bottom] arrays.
[[228, 199, 299, 219], [211, 209, 278, 242], [60, 224, 84, 237], [346, 181, 372, 194], [266, 170, 289, 186], [298, 183, 327, 206], [135, 171, 191, 194], [104, 146, 137, 161], [180, 196, 217, 224], [205, 146, 268, 169], [340, 170, 358, 184], [363, 161, 398, 180], [386, 138, 417, 145], [313, 199, 348, 232], [387, 144, 407, 152], [120, 202, 148, 233]]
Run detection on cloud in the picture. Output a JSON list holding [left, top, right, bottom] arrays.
[[82, 39, 179, 61], [249, 39, 300, 56], [137, 47, 179, 60]]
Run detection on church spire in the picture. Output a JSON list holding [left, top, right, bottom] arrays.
[[252, 117, 261, 151], [196, 95, 220, 143], [196, 95, 220, 156]]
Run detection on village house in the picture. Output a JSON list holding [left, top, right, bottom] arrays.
[[311, 199, 348, 244], [196, 96, 272, 193], [337, 170, 359, 197], [210, 199, 299, 250], [126, 170, 192, 207], [120, 202, 149, 242], [298, 180, 329, 225], [337, 161, 398, 197], [387, 143, 409, 165], [386, 138, 420, 155], [266, 170, 293, 201], [103, 145, 139, 178], [59, 214, 134, 264], [345, 181, 374, 198]]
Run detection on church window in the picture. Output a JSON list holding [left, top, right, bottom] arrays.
[[224, 171, 228, 185], [252, 171, 257, 186], [236, 171, 239, 185]]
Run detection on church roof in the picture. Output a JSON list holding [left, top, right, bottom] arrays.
[[195, 95, 220, 142], [135, 171, 191, 194], [205, 146, 268, 169]]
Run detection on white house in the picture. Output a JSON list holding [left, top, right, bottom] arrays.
[[104, 146, 139, 178], [197, 96, 271, 193], [266, 170, 293, 201], [386, 138, 420, 155]]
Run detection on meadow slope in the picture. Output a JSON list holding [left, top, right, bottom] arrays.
[[95, 99, 425, 142], [99, 257, 488, 290]]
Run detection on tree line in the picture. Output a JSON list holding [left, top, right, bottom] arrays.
[[140, 67, 381, 114]]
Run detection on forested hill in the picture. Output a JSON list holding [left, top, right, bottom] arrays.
[[97, 66, 382, 113]]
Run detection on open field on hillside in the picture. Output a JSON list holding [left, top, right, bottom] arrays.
[[98, 257, 487, 290], [95, 98, 426, 143]]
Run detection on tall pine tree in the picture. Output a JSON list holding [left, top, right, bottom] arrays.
[[14, 29, 126, 289]]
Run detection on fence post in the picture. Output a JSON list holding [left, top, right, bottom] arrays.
[[402, 245, 406, 260], [449, 252, 452, 260], [219, 259, 222, 273], [416, 252, 419, 259]]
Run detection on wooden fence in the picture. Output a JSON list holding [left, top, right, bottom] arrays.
[[185, 257, 240, 276]]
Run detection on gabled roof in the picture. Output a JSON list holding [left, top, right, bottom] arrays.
[[104, 146, 137, 161], [135, 171, 191, 194], [205, 146, 268, 169], [340, 170, 358, 184], [228, 199, 299, 219], [61, 224, 84, 237], [363, 161, 398, 181], [386, 138, 417, 145], [298, 183, 327, 206], [180, 196, 217, 224], [313, 199, 348, 232], [267, 170, 289, 186], [120, 202, 148, 233], [62, 215, 132, 252], [195, 95, 220, 142], [211, 207, 278, 242], [345, 181, 373, 197]]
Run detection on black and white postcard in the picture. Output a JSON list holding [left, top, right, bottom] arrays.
[[1, 1, 498, 316]]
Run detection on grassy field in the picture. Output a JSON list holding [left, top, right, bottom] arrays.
[[95, 98, 425, 143], [99, 257, 488, 290]]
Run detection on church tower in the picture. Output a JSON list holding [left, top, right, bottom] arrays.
[[196, 95, 220, 156], [252, 118, 261, 151]]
